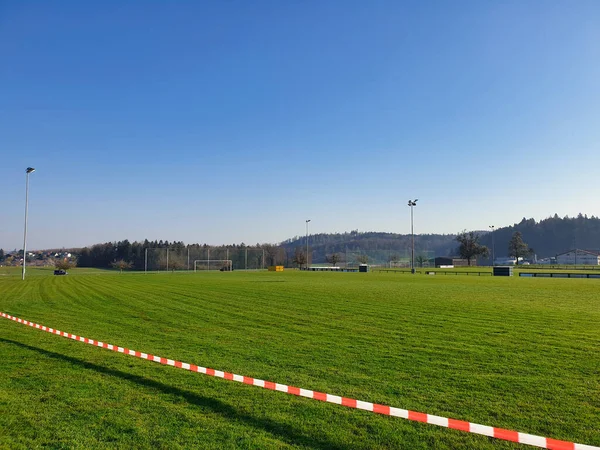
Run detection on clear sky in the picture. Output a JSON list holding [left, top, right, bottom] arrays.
[[2, 1, 599, 250]]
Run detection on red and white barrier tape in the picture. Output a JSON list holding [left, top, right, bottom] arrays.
[[1, 311, 597, 450]]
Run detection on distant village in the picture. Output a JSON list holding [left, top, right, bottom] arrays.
[[0, 250, 75, 267]]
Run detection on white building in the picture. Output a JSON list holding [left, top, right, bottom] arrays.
[[494, 257, 520, 266], [556, 249, 600, 265]]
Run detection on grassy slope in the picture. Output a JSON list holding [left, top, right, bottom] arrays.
[[0, 270, 598, 449]]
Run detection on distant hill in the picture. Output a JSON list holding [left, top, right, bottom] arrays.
[[280, 214, 600, 265], [280, 230, 457, 265]]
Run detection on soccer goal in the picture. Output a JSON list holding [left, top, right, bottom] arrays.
[[194, 260, 233, 272]]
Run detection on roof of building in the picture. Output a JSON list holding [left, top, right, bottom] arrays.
[[556, 249, 600, 257]]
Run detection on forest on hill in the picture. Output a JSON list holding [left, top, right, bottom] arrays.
[[280, 230, 456, 265], [477, 214, 600, 261]]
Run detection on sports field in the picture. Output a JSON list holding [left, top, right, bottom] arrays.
[[1, 269, 598, 449]]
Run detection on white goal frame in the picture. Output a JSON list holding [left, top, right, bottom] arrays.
[[194, 260, 233, 272]]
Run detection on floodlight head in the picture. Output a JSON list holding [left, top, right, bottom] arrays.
[[306, 219, 311, 223], [26, 167, 35, 173]]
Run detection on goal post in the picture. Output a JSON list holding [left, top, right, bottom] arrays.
[[194, 260, 233, 272]]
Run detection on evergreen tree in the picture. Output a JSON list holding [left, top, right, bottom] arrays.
[[508, 231, 530, 264]]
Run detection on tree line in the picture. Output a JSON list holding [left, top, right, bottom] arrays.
[[75, 240, 291, 270]]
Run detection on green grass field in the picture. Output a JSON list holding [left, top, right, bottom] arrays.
[[1, 269, 599, 449]]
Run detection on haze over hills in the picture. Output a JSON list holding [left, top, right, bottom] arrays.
[[3, 214, 598, 267]]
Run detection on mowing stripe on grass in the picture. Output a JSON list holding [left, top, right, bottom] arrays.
[[2, 311, 597, 450]]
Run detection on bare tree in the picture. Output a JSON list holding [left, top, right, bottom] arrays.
[[263, 244, 284, 266], [111, 259, 133, 273], [169, 259, 184, 271], [456, 231, 489, 266], [388, 254, 400, 267], [356, 254, 369, 264], [55, 258, 76, 271], [415, 255, 429, 267], [326, 253, 340, 267], [292, 247, 307, 269]]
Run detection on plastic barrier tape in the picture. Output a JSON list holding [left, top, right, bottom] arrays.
[[1, 312, 597, 450]]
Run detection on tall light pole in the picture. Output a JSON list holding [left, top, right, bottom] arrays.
[[408, 199, 418, 274], [489, 225, 495, 266], [22, 167, 36, 280], [305, 219, 311, 270]]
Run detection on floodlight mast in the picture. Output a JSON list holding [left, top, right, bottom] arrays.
[[489, 225, 495, 266], [408, 199, 418, 274], [305, 219, 311, 270], [22, 167, 36, 280]]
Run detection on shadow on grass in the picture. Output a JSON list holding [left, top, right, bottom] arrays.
[[1, 338, 347, 450]]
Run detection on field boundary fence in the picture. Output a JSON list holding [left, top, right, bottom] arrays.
[[519, 272, 600, 279], [144, 247, 266, 272], [340, 249, 436, 269]]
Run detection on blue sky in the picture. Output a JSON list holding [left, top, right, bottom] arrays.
[[2, 1, 599, 250]]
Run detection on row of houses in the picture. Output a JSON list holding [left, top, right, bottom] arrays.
[[0, 250, 74, 266]]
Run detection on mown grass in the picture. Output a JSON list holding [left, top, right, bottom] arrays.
[[1, 270, 599, 449]]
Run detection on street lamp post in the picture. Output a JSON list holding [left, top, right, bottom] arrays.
[[305, 219, 311, 270], [489, 225, 495, 266], [22, 167, 36, 280], [408, 199, 418, 274]]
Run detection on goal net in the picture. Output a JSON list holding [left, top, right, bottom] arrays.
[[194, 260, 233, 272]]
